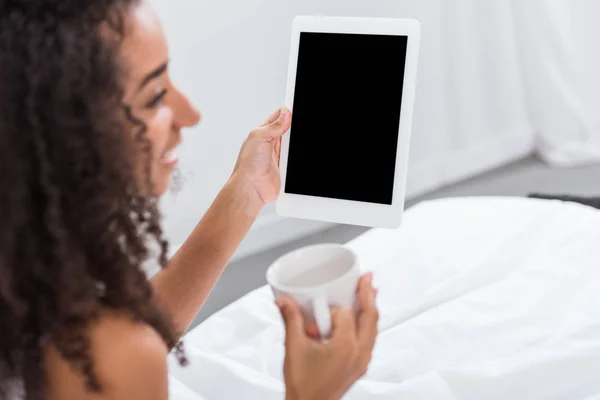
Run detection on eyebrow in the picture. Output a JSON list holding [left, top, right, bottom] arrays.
[[138, 61, 169, 91]]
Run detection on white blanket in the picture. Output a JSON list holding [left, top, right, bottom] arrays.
[[169, 197, 600, 400]]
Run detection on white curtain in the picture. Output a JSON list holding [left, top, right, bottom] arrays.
[[512, 0, 600, 166], [405, 0, 533, 197], [406, 0, 600, 194]]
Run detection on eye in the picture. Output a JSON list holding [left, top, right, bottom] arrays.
[[145, 89, 168, 109]]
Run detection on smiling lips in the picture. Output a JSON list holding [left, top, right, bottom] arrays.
[[160, 147, 179, 167]]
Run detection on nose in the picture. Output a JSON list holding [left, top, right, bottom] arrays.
[[185, 104, 201, 127], [173, 88, 201, 128]]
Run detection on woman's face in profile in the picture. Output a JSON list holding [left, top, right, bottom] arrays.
[[120, 1, 201, 196]]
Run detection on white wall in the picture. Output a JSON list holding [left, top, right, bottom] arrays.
[[152, 0, 535, 259], [512, 0, 600, 166]]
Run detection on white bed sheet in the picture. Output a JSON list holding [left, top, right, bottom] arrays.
[[169, 197, 600, 400]]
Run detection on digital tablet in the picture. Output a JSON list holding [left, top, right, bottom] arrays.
[[276, 16, 421, 229]]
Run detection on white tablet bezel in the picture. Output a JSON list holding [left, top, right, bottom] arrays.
[[276, 16, 421, 229]]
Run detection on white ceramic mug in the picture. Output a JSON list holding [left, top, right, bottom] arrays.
[[266, 243, 361, 339]]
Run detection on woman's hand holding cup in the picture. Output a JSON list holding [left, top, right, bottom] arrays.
[[277, 274, 379, 400]]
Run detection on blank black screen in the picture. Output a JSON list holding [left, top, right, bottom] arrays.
[[285, 32, 408, 205]]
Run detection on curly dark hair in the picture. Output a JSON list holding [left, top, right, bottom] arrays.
[[0, 0, 183, 398]]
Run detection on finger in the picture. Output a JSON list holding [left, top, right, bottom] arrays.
[[330, 307, 357, 340], [356, 273, 374, 294], [260, 108, 286, 127], [274, 137, 282, 165], [305, 322, 320, 339], [253, 108, 291, 140], [276, 296, 306, 346], [356, 274, 379, 353]]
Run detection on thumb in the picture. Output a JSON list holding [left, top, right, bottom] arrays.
[[253, 108, 291, 140], [276, 296, 305, 345]]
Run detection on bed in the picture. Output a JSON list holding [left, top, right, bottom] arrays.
[[168, 197, 600, 400]]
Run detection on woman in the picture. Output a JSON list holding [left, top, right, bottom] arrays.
[[0, 0, 379, 399]]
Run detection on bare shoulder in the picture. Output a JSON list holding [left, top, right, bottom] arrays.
[[44, 311, 169, 400]]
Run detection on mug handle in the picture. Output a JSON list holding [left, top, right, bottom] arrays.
[[312, 295, 332, 339]]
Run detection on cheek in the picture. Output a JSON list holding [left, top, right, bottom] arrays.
[[146, 107, 174, 159]]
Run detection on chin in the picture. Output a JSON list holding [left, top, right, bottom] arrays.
[[155, 181, 170, 197], [151, 173, 172, 197]]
